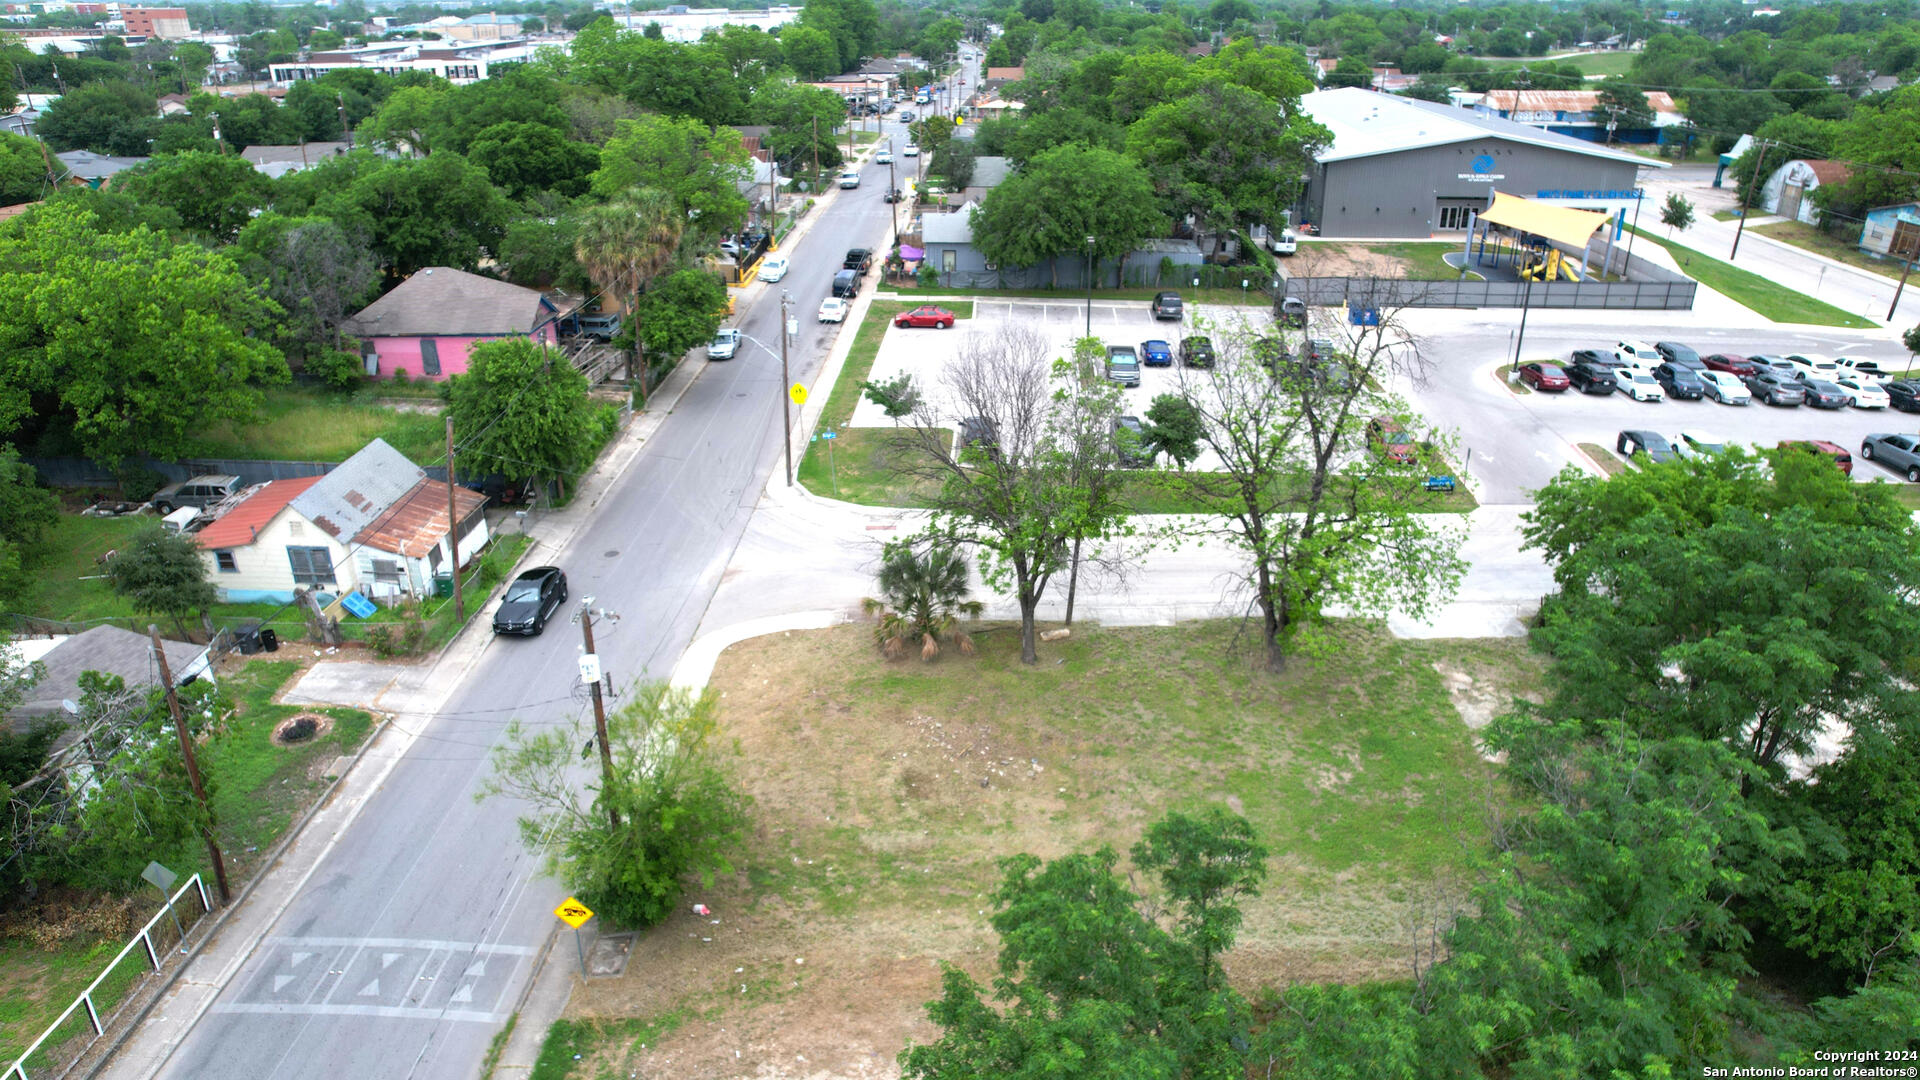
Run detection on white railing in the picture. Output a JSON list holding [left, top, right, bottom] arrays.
[[4, 873, 212, 1080]]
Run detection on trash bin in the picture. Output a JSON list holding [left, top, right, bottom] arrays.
[[433, 572, 454, 598], [258, 628, 279, 653], [233, 620, 263, 655]]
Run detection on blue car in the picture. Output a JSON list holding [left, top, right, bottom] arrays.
[[1139, 339, 1173, 367]]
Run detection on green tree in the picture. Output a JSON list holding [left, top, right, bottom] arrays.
[[34, 80, 158, 154], [1904, 323, 1920, 356], [447, 338, 594, 495], [0, 202, 288, 464], [105, 527, 217, 639], [234, 214, 381, 354], [480, 682, 749, 928], [361, 83, 449, 155], [591, 114, 750, 242], [861, 541, 983, 660], [465, 121, 597, 200], [0, 131, 55, 205], [496, 203, 588, 291], [752, 79, 847, 173], [573, 190, 685, 388], [320, 152, 513, 277], [1520, 449, 1920, 778], [1126, 75, 1330, 239], [429, 68, 571, 155], [115, 151, 274, 242], [630, 267, 727, 368], [972, 144, 1167, 288], [209, 92, 301, 151], [0, 447, 58, 605], [861, 372, 920, 423], [779, 25, 842, 81], [1660, 191, 1695, 236], [1324, 56, 1372, 89], [1142, 393, 1202, 468]]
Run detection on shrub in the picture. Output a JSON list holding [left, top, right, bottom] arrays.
[[308, 350, 366, 392], [117, 466, 169, 503], [917, 264, 940, 287], [364, 600, 430, 657], [391, 367, 410, 384]]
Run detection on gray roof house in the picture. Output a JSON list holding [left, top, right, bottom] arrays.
[[11, 626, 212, 724], [55, 149, 150, 187], [240, 140, 356, 179], [290, 438, 429, 545], [341, 267, 562, 380], [919, 204, 1206, 289]]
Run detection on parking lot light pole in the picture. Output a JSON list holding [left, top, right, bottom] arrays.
[[1085, 235, 1096, 337]]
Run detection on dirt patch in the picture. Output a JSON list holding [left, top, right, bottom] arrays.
[[271, 712, 334, 746], [1292, 242, 1416, 279]]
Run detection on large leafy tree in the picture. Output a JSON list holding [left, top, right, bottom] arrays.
[[590, 114, 750, 242], [234, 213, 381, 354], [0, 448, 58, 606], [574, 189, 685, 386], [465, 121, 597, 200], [428, 68, 570, 155], [319, 152, 513, 278], [1521, 448, 1920, 780], [360, 83, 449, 156], [752, 79, 847, 173], [1125, 74, 1328, 238], [104, 527, 218, 640], [447, 338, 595, 495], [0, 202, 287, 464], [34, 80, 157, 154], [628, 267, 727, 366], [114, 150, 274, 242], [971, 144, 1167, 288], [0, 132, 56, 205]]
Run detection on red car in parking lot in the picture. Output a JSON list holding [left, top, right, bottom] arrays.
[[1517, 362, 1569, 391], [894, 305, 956, 328], [1779, 439, 1854, 475], [1703, 353, 1757, 376]]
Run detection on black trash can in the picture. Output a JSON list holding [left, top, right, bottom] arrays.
[[233, 620, 263, 655], [258, 628, 280, 653]]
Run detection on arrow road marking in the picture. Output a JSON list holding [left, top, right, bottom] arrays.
[[464, 960, 486, 978], [450, 984, 474, 1004], [358, 979, 381, 997], [273, 975, 295, 993], [382, 952, 402, 968], [290, 951, 312, 968]]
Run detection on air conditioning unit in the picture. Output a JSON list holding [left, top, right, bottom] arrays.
[[983, 262, 997, 270]]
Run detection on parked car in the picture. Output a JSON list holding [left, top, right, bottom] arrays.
[[1654, 341, 1706, 369], [1139, 339, 1173, 366], [1105, 345, 1141, 387], [1113, 415, 1152, 467], [1748, 354, 1796, 375], [900, 110, 917, 123], [831, 268, 861, 298], [757, 254, 790, 282], [1886, 379, 1920, 412], [958, 416, 998, 460], [1699, 370, 1752, 405], [1150, 291, 1184, 321], [882, 187, 904, 202], [1797, 378, 1851, 409], [574, 312, 621, 341], [1613, 339, 1661, 368], [875, 149, 893, 164], [836, 170, 861, 189], [1180, 336, 1216, 368], [1614, 368, 1666, 401], [492, 566, 568, 636], [1786, 353, 1841, 381], [1272, 229, 1298, 255], [1279, 297, 1307, 327], [1703, 353, 1757, 376], [902, 143, 919, 156], [1744, 371, 1806, 406], [1677, 431, 1730, 457], [151, 474, 241, 514], [818, 297, 848, 322], [1571, 347, 1621, 369], [894, 305, 956, 328], [1566, 361, 1618, 395], [844, 248, 873, 273], [707, 328, 741, 360], [1834, 355, 1890, 382], [1368, 416, 1417, 462], [1652, 362, 1705, 400], [1517, 362, 1569, 391], [1617, 429, 1678, 463], [1834, 377, 1889, 409], [1779, 439, 1853, 475], [1861, 433, 1920, 481]]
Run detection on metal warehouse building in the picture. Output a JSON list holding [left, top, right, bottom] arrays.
[[1296, 88, 1664, 239]]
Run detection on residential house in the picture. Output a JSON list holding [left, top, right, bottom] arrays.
[[342, 266, 561, 381], [960, 154, 1011, 207], [9, 626, 212, 726], [1860, 202, 1920, 260], [1760, 159, 1852, 225], [194, 439, 488, 603], [919, 205, 1205, 289], [240, 140, 354, 179], [54, 149, 149, 187], [1475, 89, 1683, 144], [156, 92, 192, 116]]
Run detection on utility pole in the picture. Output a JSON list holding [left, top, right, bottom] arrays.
[[780, 293, 794, 486], [337, 91, 352, 149], [1889, 235, 1918, 321], [149, 627, 231, 906], [444, 416, 463, 622], [1730, 139, 1770, 261], [578, 603, 618, 830], [888, 147, 898, 242], [811, 115, 819, 186]]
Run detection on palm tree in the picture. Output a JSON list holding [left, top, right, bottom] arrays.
[[862, 543, 984, 661], [574, 188, 683, 393]]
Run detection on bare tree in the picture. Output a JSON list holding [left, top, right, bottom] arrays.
[[897, 325, 1130, 664], [1169, 286, 1469, 672]]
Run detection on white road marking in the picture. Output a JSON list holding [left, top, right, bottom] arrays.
[[212, 1003, 508, 1024]]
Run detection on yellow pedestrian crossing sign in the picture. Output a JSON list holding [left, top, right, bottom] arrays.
[[555, 897, 594, 928], [789, 383, 808, 405]]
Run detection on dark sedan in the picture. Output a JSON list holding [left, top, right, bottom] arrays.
[[1887, 379, 1920, 412], [1566, 361, 1618, 395], [1570, 347, 1620, 369], [1744, 372, 1806, 407], [1653, 362, 1705, 400], [1518, 362, 1569, 391], [492, 566, 568, 636], [1798, 378, 1851, 409], [1703, 353, 1757, 376], [1180, 336, 1216, 368], [1654, 341, 1706, 369], [1617, 430, 1678, 463]]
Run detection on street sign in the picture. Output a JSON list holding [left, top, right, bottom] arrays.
[[822, 431, 836, 440], [789, 383, 808, 405], [555, 897, 594, 928], [141, 861, 177, 892]]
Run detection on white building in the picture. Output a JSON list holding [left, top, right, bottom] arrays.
[[616, 5, 800, 43]]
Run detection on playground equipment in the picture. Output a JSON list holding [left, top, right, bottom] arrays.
[[1517, 246, 1588, 283]]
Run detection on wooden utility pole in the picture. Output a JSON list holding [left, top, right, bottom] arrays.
[[149, 627, 231, 905], [1730, 139, 1770, 261], [1890, 235, 1919, 321], [444, 416, 464, 622], [811, 116, 820, 187], [579, 605, 618, 829]]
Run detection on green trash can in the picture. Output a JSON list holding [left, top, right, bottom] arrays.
[[433, 572, 454, 598]]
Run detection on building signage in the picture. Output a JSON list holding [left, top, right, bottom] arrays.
[[1459, 154, 1505, 181], [1458, 173, 1505, 181], [1535, 189, 1644, 200]]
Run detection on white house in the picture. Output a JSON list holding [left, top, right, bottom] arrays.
[[1760, 159, 1853, 226], [194, 439, 488, 603]]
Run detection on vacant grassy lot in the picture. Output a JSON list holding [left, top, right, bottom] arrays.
[[1752, 220, 1906, 280], [195, 387, 444, 464], [1628, 227, 1878, 328], [549, 620, 1545, 1079], [0, 661, 375, 1071], [1486, 50, 1634, 76]]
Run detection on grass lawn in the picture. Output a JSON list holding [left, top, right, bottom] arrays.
[[1628, 226, 1879, 328], [0, 660, 375, 1071], [1486, 51, 1634, 76], [1366, 241, 1487, 281], [545, 621, 1543, 1078], [1494, 363, 1533, 393], [1751, 220, 1908, 281], [1579, 442, 1628, 475], [1712, 209, 1745, 222], [194, 387, 444, 464]]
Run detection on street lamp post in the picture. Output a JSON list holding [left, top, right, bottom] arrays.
[[1085, 235, 1096, 338]]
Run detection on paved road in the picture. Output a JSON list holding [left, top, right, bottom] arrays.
[[151, 139, 908, 1080]]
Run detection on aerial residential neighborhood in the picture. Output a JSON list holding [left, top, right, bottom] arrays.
[[3, 0, 1920, 1076]]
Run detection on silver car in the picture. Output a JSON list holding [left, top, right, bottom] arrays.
[[1861, 433, 1920, 482], [1105, 346, 1141, 387]]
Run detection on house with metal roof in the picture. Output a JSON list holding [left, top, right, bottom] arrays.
[[1759, 159, 1852, 226], [193, 440, 488, 603], [341, 266, 561, 382], [1295, 88, 1665, 239]]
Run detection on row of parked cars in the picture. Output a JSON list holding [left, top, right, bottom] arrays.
[[1519, 340, 1914, 410]]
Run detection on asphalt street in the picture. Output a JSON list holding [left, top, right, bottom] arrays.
[[145, 109, 931, 1080]]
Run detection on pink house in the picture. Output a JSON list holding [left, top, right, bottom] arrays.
[[343, 266, 561, 381]]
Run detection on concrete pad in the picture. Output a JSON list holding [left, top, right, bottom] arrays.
[[280, 661, 403, 710]]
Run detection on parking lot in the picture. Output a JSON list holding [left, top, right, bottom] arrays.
[[848, 295, 1920, 503]]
